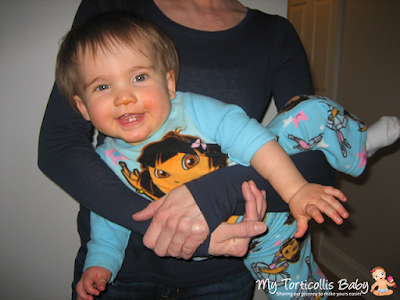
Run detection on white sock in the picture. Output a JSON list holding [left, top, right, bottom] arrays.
[[366, 116, 400, 157]]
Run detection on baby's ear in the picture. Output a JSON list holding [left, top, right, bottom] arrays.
[[166, 71, 176, 100], [73, 95, 91, 121]]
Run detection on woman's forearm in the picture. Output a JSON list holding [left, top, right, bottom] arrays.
[[186, 150, 336, 223]]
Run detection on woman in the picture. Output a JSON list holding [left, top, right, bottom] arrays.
[[38, 1, 335, 299]]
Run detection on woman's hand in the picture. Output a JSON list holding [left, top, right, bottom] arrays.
[[208, 181, 267, 257], [133, 185, 209, 259], [133, 181, 267, 259]]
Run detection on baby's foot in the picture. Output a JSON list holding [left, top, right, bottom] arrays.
[[366, 116, 400, 157]]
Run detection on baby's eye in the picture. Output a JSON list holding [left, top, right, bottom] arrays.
[[96, 84, 110, 91], [133, 74, 147, 82]]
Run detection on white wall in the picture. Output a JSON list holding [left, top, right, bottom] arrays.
[[0, 1, 84, 299], [0, 1, 286, 299]]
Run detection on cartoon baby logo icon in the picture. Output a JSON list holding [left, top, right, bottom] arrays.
[[370, 266, 396, 296]]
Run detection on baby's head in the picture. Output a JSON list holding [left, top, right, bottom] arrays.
[[371, 267, 386, 281], [55, 12, 179, 144], [56, 11, 179, 107]]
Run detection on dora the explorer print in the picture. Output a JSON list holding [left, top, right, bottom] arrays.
[[92, 93, 367, 299]]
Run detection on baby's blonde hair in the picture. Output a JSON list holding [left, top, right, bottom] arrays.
[[56, 11, 179, 108]]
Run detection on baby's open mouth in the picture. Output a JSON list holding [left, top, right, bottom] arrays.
[[118, 113, 143, 123]]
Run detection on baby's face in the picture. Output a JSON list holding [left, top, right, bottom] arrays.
[[372, 269, 386, 281], [73, 42, 175, 145]]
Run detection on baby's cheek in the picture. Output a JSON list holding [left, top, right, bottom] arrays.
[[143, 90, 170, 105]]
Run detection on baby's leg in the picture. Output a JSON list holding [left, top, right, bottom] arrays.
[[244, 212, 328, 300], [267, 95, 399, 177], [268, 95, 368, 176]]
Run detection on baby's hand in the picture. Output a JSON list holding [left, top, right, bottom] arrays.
[[76, 266, 111, 300], [289, 183, 348, 238]]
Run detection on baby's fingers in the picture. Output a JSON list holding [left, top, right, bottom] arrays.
[[321, 190, 349, 220], [306, 204, 325, 224], [323, 186, 347, 202], [315, 198, 348, 225], [331, 201, 349, 220], [294, 217, 309, 238], [76, 281, 95, 300], [323, 205, 344, 225], [83, 280, 100, 298]]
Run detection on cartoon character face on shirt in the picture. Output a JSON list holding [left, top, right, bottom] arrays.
[[148, 149, 221, 194], [281, 237, 302, 262], [279, 95, 311, 113], [119, 129, 228, 200]]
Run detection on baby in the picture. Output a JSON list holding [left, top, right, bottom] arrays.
[[55, 12, 400, 300], [370, 267, 396, 296]]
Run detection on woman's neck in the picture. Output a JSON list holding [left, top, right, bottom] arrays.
[[153, 0, 247, 31]]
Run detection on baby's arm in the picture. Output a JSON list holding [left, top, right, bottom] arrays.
[[186, 93, 347, 237], [370, 281, 378, 292], [76, 267, 111, 300], [76, 212, 130, 298], [251, 140, 348, 237]]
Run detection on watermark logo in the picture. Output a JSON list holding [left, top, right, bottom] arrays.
[[370, 266, 396, 296], [256, 266, 398, 298], [256, 278, 369, 298]]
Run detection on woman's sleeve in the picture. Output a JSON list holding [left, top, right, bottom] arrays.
[[187, 150, 336, 256], [269, 16, 315, 110], [186, 151, 336, 217], [186, 16, 336, 234], [37, 1, 152, 234]]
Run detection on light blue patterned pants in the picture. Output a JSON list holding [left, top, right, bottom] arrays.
[[243, 95, 367, 299]]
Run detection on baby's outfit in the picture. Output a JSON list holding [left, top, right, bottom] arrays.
[[269, 95, 368, 176], [244, 95, 399, 299], [86, 93, 399, 300], [245, 95, 367, 299]]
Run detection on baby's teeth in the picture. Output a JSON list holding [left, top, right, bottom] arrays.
[[125, 114, 138, 122], [120, 113, 142, 122]]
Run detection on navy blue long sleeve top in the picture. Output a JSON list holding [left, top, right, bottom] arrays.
[[38, 0, 335, 286]]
